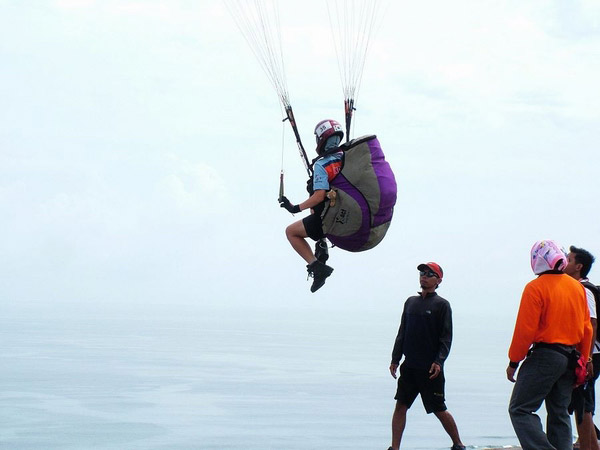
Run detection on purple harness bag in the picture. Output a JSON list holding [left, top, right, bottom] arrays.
[[320, 135, 397, 252]]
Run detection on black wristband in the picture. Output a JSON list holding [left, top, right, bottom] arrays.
[[292, 204, 301, 213], [509, 361, 519, 369]]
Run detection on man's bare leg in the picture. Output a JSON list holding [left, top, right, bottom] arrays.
[[434, 410, 464, 447], [578, 412, 600, 450], [285, 220, 315, 264], [390, 402, 408, 450]]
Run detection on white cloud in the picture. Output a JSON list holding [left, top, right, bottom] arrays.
[[55, 0, 96, 8], [156, 156, 230, 215]]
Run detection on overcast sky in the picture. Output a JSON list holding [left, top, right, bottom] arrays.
[[1, 0, 599, 322]]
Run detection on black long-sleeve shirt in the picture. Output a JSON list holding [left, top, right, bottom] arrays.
[[391, 291, 453, 369]]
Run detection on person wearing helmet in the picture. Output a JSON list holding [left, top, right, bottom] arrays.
[[279, 119, 344, 293], [507, 240, 593, 450]]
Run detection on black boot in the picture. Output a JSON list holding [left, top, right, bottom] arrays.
[[306, 260, 334, 293], [314, 239, 329, 263]]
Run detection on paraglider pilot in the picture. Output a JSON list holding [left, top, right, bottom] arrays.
[[279, 119, 343, 293]]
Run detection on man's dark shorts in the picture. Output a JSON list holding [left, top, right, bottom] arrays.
[[570, 353, 600, 422], [394, 363, 447, 414], [302, 213, 325, 241]]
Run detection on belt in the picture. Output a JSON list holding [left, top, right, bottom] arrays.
[[532, 342, 576, 358]]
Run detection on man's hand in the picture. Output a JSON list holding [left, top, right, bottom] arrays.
[[586, 361, 594, 380], [279, 196, 300, 214], [506, 365, 517, 383], [429, 362, 441, 379], [389, 363, 399, 379]]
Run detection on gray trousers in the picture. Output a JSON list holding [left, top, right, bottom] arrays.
[[509, 347, 574, 450]]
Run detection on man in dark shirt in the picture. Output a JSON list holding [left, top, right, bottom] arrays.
[[387, 262, 465, 450]]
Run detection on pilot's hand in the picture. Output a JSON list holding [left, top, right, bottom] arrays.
[[279, 196, 300, 214]]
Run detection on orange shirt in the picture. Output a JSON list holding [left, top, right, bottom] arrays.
[[508, 273, 593, 363]]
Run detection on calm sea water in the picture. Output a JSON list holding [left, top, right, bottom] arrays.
[[1, 300, 525, 449]]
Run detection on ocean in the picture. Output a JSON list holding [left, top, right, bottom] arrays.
[[1, 300, 532, 449]]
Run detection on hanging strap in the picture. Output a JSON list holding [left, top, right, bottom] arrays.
[[283, 105, 312, 177], [344, 98, 355, 143]]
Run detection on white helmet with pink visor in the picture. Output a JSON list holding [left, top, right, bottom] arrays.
[[530, 240, 568, 275]]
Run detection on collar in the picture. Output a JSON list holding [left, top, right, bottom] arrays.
[[310, 148, 342, 167], [538, 270, 563, 276]]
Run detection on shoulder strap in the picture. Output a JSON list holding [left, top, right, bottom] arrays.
[[581, 281, 600, 341], [581, 280, 600, 301]]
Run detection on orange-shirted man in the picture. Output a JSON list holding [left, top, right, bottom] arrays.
[[507, 240, 593, 450]]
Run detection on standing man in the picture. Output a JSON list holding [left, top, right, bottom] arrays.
[[507, 240, 593, 450], [565, 245, 600, 450], [387, 262, 466, 450]]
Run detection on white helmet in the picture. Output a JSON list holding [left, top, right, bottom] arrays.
[[530, 240, 568, 274], [314, 119, 344, 154]]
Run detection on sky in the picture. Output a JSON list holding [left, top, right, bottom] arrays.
[[1, 0, 600, 322]]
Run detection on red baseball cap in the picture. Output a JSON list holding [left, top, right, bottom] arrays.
[[417, 262, 443, 279]]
